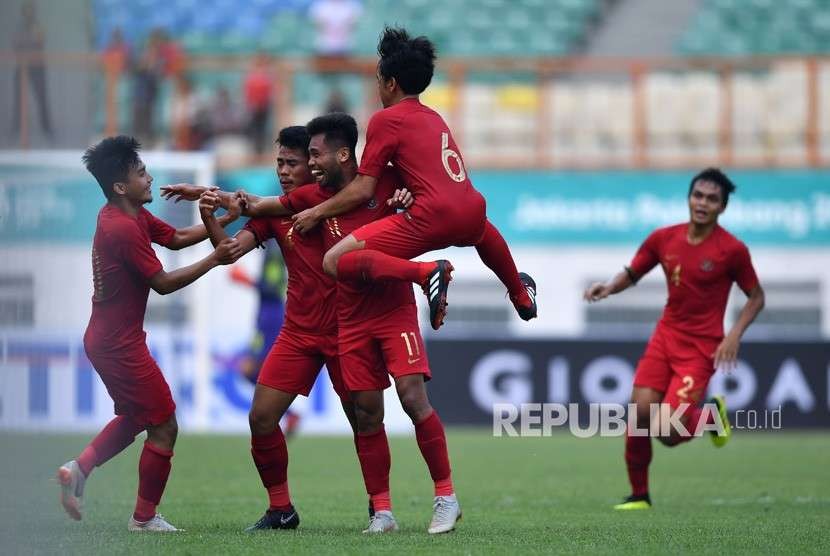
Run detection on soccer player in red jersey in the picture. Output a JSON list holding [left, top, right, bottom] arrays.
[[179, 126, 357, 531], [57, 136, 242, 532], [584, 169, 765, 510], [291, 27, 537, 330], [196, 113, 458, 533], [279, 113, 460, 534]]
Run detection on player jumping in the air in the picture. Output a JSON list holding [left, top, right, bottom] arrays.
[[291, 27, 537, 330], [57, 136, 242, 531], [271, 113, 461, 534], [584, 168, 765, 510]]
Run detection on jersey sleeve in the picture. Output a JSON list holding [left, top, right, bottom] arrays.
[[280, 185, 319, 214], [628, 229, 663, 279], [730, 242, 760, 295], [113, 222, 164, 281], [142, 208, 176, 247], [243, 217, 274, 246], [358, 110, 400, 178]]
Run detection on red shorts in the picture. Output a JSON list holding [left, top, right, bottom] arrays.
[[633, 324, 720, 408], [339, 303, 431, 391], [85, 346, 175, 427], [257, 324, 348, 402], [353, 204, 486, 259]]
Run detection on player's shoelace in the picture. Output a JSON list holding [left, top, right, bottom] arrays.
[[432, 498, 455, 522]]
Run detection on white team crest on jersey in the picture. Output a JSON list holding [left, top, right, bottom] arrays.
[[700, 259, 714, 272]]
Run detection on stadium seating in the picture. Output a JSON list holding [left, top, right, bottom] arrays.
[[93, 0, 602, 57], [678, 0, 830, 55]]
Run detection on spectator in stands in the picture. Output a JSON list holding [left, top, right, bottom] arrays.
[[132, 32, 164, 144], [171, 76, 205, 150], [156, 29, 185, 78], [309, 0, 363, 57], [102, 28, 131, 77], [12, 0, 53, 140], [209, 86, 245, 138], [324, 87, 348, 114], [243, 54, 274, 155]]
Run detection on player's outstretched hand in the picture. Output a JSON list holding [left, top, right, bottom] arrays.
[[213, 237, 243, 265], [199, 190, 221, 215], [161, 183, 217, 203], [234, 189, 250, 210], [713, 333, 739, 373], [226, 191, 243, 221], [292, 208, 320, 234], [387, 188, 414, 209], [583, 282, 610, 302]]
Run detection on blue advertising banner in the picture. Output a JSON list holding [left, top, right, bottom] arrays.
[[2, 165, 828, 245], [473, 170, 830, 246]]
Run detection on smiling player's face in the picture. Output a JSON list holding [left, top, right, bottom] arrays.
[[308, 134, 345, 190], [118, 159, 153, 205]]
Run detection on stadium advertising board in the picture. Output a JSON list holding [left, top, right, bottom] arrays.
[[4, 167, 827, 245], [426, 340, 830, 428], [474, 169, 830, 246]]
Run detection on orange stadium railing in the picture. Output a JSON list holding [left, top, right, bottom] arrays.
[[2, 51, 828, 170]]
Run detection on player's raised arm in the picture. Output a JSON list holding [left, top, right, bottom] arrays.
[[292, 173, 378, 233], [161, 183, 290, 218], [164, 194, 242, 250], [199, 190, 259, 257], [148, 237, 242, 295]]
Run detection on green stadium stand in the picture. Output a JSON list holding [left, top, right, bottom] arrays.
[[679, 0, 830, 55]]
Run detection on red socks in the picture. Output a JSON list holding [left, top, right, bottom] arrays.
[[134, 441, 173, 522], [356, 426, 392, 511], [337, 250, 433, 285], [624, 434, 652, 497], [414, 411, 454, 496], [251, 428, 292, 511], [475, 220, 529, 304], [77, 415, 144, 477]]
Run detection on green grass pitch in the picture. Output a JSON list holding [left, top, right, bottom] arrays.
[[1, 429, 828, 554]]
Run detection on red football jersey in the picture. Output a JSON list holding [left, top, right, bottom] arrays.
[[358, 97, 484, 223], [629, 223, 759, 340], [84, 205, 175, 356], [244, 190, 337, 333], [281, 168, 415, 325]]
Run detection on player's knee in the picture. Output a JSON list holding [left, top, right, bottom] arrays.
[[248, 405, 277, 435], [354, 405, 383, 433], [399, 389, 432, 423], [148, 414, 178, 449]]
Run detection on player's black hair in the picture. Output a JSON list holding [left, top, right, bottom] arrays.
[[306, 112, 358, 161], [688, 167, 736, 207], [276, 125, 310, 155], [376, 26, 435, 95], [82, 135, 142, 200]]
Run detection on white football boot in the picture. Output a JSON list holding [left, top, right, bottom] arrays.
[[428, 494, 462, 534], [56, 460, 86, 521], [128, 514, 181, 532], [362, 510, 399, 534]]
